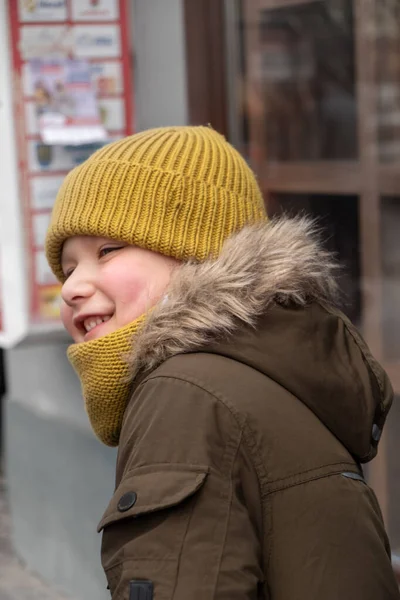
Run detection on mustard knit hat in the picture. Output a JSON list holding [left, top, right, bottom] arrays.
[[46, 126, 267, 281]]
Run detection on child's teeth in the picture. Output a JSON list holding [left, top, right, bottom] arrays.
[[83, 316, 109, 332]]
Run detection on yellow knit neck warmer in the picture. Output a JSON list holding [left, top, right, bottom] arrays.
[[67, 316, 145, 447]]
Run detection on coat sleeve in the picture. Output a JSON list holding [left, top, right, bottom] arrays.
[[266, 472, 400, 600], [98, 374, 264, 600]]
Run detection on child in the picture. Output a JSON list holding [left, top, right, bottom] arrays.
[[45, 126, 399, 599]]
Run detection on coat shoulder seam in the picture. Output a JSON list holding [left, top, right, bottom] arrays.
[[140, 372, 246, 432]]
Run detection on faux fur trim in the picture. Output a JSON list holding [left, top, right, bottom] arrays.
[[128, 217, 339, 378]]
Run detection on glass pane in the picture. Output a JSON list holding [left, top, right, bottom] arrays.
[[382, 197, 400, 361], [241, 0, 357, 161], [376, 1, 400, 162], [270, 192, 361, 324]]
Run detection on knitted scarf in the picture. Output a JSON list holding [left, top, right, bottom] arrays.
[[67, 316, 145, 446]]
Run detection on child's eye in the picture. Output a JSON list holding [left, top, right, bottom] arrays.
[[99, 246, 123, 258], [64, 267, 75, 280]]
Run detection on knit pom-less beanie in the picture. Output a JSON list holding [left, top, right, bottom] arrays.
[[45, 126, 266, 281]]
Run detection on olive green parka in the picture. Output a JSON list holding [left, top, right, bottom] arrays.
[[99, 218, 399, 600]]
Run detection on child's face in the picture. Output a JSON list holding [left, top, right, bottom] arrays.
[[60, 236, 178, 343]]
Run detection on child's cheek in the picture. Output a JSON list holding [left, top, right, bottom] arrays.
[[60, 301, 74, 335], [103, 263, 143, 306]]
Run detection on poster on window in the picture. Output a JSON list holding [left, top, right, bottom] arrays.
[[71, 0, 119, 22], [7, 0, 134, 326], [29, 58, 107, 145], [18, 0, 68, 23]]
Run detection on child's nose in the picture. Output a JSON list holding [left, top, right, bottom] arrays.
[[61, 268, 96, 306]]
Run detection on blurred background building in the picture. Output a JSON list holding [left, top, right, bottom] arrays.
[[0, 0, 399, 597]]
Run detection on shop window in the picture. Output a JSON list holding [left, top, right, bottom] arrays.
[[254, 0, 356, 161]]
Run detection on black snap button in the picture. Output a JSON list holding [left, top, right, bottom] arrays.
[[117, 491, 137, 512]]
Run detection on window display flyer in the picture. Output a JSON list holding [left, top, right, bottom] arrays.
[[7, 0, 134, 327], [30, 175, 65, 210], [72, 24, 121, 58], [90, 61, 123, 95], [71, 0, 119, 22], [30, 58, 107, 145], [18, 0, 68, 23]]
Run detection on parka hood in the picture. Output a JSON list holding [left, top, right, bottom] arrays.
[[129, 217, 393, 463]]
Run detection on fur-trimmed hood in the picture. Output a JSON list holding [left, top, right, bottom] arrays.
[[130, 217, 338, 374], [129, 217, 393, 462]]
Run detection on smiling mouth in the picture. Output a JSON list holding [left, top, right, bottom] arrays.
[[83, 315, 112, 334]]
